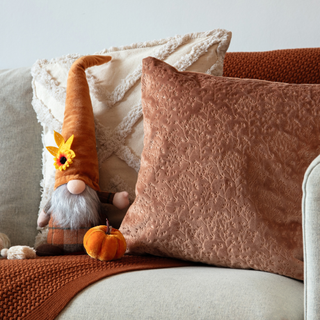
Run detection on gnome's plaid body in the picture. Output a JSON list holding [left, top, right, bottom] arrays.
[[44, 192, 115, 253], [47, 218, 90, 253]]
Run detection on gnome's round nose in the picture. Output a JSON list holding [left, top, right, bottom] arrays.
[[67, 180, 86, 194], [52, 55, 112, 194]]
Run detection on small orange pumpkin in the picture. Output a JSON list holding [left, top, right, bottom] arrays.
[[83, 219, 127, 261]]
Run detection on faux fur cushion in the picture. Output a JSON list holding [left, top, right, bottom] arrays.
[[120, 57, 320, 280], [31, 30, 231, 232], [223, 48, 320, 83]]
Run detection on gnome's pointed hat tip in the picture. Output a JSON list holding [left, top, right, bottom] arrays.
[[47, 55, 112, 191]]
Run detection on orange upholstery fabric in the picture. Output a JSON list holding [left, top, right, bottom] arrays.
[[223, 48, 320, 84]]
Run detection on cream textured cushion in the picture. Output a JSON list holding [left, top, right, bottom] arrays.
[[31, 30, 231, 226]]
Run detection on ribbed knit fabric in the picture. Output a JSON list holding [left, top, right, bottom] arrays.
[[0, 255, 193, 320], [223, 48, 320, 84]]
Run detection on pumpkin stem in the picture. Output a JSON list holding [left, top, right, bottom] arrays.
[[106, 218, 112, 234]]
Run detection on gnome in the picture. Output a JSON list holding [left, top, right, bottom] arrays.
[[36, 55, 129, 255]]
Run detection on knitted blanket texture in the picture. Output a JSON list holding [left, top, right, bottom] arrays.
[[0, 254, 192, 320]]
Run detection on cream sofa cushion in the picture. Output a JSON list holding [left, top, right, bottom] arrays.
[[57, 266, 303, 320]]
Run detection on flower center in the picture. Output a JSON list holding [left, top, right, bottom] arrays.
[[60, 156, 67, 164]]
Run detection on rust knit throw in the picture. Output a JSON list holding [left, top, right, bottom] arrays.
[[223, 48, 320, 84], [0, 254, 193, 320]]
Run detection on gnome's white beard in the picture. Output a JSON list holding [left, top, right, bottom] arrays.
[[48, 184, 101, 230]]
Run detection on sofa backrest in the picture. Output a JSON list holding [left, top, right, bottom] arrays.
[[0, 68, 43, 246]]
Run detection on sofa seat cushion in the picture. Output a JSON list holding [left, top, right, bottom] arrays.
[[57, 267, 303, 320]]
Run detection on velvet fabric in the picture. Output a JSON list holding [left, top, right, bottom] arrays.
[[120, 57, 320, 280], [54, 55, 112, 191]]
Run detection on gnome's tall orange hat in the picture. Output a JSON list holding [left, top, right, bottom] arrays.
[[46, 55, 112, 192]]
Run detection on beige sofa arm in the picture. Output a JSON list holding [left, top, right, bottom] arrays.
[[302, 154, 320, 320]]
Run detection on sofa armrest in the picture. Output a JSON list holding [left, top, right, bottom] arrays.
[[302, 155, 320, 320]]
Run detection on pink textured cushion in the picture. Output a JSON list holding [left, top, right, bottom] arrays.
[[120, 57, 320, 280]]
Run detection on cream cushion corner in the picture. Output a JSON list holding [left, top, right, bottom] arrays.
[[31, 29, 231, 219]]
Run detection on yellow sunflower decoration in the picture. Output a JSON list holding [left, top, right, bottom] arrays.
[[46, 131, 76, 171]]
